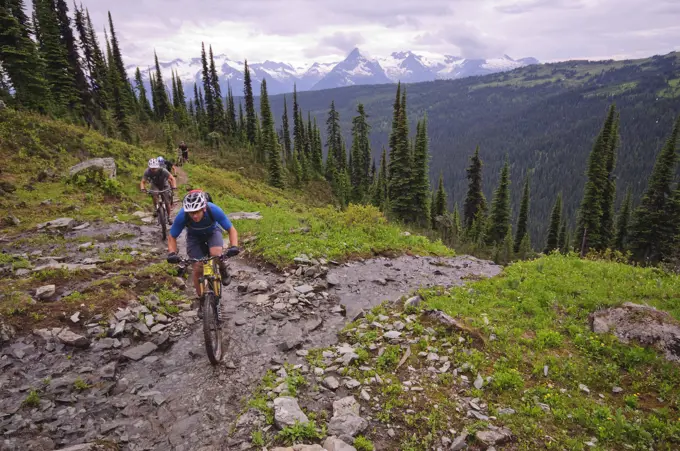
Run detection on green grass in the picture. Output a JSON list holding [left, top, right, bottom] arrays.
[[421, 253, 680, 450], [186, 165, 453, 267]]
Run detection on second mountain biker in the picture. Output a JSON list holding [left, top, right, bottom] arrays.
[[140, 158, 177, 225]]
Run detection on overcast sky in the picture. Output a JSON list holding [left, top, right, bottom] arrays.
[[79, 0, 680, 67]]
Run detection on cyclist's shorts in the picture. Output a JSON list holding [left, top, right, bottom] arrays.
[[187, 229, 223, 259]]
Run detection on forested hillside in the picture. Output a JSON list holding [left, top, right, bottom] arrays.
[[266, 52, 680, 242]]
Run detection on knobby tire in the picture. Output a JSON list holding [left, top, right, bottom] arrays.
[[203, 292, 223, 365], [158, 205, 167, 241]]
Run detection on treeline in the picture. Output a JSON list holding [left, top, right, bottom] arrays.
[[266, 52, 680, 245], [448, 104, 680, 266]]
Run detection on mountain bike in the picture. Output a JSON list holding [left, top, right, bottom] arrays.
[[172, 252, 235, 365], [145, 188, 174, 241]]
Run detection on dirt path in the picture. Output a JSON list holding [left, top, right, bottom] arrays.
[[0, 168, 502, 450]]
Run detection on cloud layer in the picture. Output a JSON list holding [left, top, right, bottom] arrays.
[[76, 0, 680, 66]]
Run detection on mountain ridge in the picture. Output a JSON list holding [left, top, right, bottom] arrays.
[[126, 47, 539, 97]]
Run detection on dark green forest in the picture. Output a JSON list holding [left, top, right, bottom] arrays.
[[265, 52, 680, 243]]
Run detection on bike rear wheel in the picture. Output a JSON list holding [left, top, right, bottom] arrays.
[[202, 292, 223, 365], [158, 205, 167, 241]]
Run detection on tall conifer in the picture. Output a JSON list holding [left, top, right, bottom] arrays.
[[514, 174, 530, 253], [243, 59, 256, 145], [463, 146, 486, 229], [629, 117, 680, 263], [545, 193, 563, 253]]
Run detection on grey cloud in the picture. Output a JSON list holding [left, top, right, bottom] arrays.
[[73, 0, 679, 66], [303, 31, 365, 58], [495, 0, 586, 15]]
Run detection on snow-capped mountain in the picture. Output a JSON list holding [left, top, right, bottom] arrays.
[[126, 48, 538, 99], [311, 48, 391, 90]]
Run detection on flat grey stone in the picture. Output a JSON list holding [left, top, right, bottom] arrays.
[[122, 342, 157, 361]]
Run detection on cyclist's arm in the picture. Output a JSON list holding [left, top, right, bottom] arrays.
[[168, 210, 185, 253], [168, 235, 178, 254], [167, 173, 177, 189], [140, 177, 147, 191]]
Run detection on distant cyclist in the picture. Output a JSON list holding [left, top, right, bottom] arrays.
[[140, 158, 177, 225], [166, 190, 239, 310], [158, 156, 177, 177], [178, 141, 189, 165]]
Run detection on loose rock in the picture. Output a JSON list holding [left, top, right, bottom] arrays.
[[274, 396, 309, 429]]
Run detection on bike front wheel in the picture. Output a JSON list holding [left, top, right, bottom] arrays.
[[158, 206, 167, 241], [202, 292, 223, 365]]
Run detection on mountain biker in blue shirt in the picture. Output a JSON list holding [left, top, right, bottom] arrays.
[[166, 190, 239, 302]]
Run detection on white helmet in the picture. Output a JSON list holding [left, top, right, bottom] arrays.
[[148, 158, 160, 169], [183, 191, 207, 212]]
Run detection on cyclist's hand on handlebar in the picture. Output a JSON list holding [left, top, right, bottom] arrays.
[[225, 246, 240, 257], [167, 252, 181, 264]]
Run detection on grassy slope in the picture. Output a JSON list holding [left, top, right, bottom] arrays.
[[423, 254, 680, 449], [0, 110, 451, 330], [245, 254, 680, 450]]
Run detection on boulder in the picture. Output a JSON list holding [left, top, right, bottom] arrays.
[[69, 157, 116, 179], [36, 217, 76, 230], [273, 396, 309, 429], [227, 211, 262, 220], [0, 321, 16, 344], [323, 437, 357, 451], [57, 328, 89, 348]]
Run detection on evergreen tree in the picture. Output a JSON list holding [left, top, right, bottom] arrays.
[[243, 59, 256, 145], [557, 221, 567, 253], [432, 172, 447, 228], [350, 103, 371, 201], [54, 0, 89, 115], [105, 33, 130, 141], [0, 0, 52, 112], [208, 45, 224, 131], [372, 147, 389, 211], [173, 71, 188, 127], [411, 115, 431, 227], [292, 84, 302, 160], [134, 67, 152, 121], [312, 117, 323, 174], [629, 118, 680, 263], [544, 193, 562, 254], [487, 158, 511, 245], [259, 79, 283, 188], [576, 105, 618, 252], [518, 233, 532, 260], [200, 42, 215, 131], [600, 110, 620, 248], [388, 85, 413, 221], [106, 12, 127, 86], [152, 50, 171, 119], [170, 70, 178, 107], [463, 146, 487, 229], [226, 83, 237, 138], [33, 0, 75, 114], [514, 174, 530, 253], [613, 187, 632, 252], [325, 100, 342, 179], [388, 82, 401, 189], [281, 94, 291, 162], [76, 6, 107, 110], [238, 102, 245, 140]]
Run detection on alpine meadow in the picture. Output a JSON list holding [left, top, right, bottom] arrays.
[[1, 0, 680, 450]]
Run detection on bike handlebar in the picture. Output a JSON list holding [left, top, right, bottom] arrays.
[[145, 188, 176, 194]]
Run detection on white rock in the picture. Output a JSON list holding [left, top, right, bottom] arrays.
[[273, 396, 309, 428], [36, 284, 56, 299]]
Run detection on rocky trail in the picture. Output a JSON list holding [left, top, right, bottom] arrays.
[[0, 176, 501, 450]]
